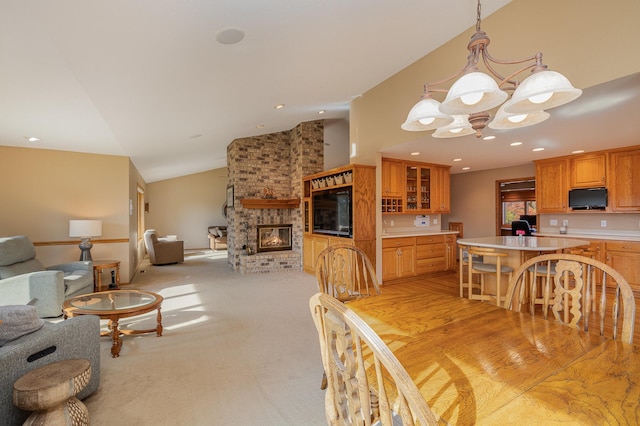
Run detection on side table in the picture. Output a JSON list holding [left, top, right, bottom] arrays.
[[13, 358, 91, 425], [93, 259, 121, 292]]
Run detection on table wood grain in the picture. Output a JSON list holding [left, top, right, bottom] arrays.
[[348, 291, 640, 424]]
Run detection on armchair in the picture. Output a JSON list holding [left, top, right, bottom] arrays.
[[143, 230, 184, 265], [0, 236, 94, 318], [207, 226, 227, 250]]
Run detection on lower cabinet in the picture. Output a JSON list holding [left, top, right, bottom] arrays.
[[416, 235, 446, 274], [303, 234, 353, 274], [605, 241, 640, 292], [382, 237, 416, 281]]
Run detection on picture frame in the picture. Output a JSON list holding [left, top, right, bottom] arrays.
[[226, 185, 234, 208]]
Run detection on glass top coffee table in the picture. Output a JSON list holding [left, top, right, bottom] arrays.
[[63, 290, 163, 358]]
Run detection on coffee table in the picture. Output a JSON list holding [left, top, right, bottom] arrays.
[[63, 290, 163, 358]]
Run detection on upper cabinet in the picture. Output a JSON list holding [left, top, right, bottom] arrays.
[[570, 153, 606, 188], [535, 145, 640, 213], [608, 147, 640, 212], [536, 158, 568, 213], [382, 158, 451, 214]]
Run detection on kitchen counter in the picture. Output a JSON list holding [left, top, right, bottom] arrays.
[[381, 230, 458, 239], [535, 232, 640, 242]]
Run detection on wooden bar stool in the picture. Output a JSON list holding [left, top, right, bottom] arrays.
[[458, 243, 483, 297], [467, 247, 514, 306], [13, 359, 91, 425]]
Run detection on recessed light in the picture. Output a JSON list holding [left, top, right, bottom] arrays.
[[510, 142, 523, 146], [189, 134, 202, 139], [532, 147, 545, 152], [483, 135, 496, 141], [410, 152, 420, 156], [26, 137, 40, 142], [216, 28, 245, 45], [572, 150, 585, 154], [274, 104, 285, 109], [318, 110, 326, 115], [256, 124, 265, 129], [462, 167, 471, 171], [453, 158, 462, 162]]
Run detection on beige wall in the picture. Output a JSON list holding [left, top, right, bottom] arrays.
[[351, 0, 640, 166], [146, 168, 227, 249], [0, 146, 135, 282]]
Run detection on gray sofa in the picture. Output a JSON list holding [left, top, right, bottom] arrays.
[[0, 314, 101, 426], [0, 236, 94, 318]]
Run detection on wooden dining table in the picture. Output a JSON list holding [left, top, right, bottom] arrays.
[[348, 287, 640, 424]]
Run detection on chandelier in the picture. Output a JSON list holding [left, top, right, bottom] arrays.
[[401, 0, 582, 138]]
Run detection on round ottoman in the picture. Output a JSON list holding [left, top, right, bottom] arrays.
[[13, 358, 91, 425]]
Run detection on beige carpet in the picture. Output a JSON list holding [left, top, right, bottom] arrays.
[[83, 250, 326, 425]]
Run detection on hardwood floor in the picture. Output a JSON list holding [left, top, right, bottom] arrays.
[[382, 269, 640, 344]]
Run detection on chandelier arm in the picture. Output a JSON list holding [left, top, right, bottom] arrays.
[[482, 48, 542, 89], [424, 63, 471, 92]]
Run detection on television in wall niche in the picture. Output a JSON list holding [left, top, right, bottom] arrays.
[[312, 187, 352, 238], [568, 187, 608, 210]]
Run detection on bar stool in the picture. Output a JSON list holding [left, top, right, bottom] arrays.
[[467, 247, 514, 306], [458, 244, 483, 297]]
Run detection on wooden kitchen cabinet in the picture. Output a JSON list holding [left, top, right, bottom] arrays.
[[608, 147, 640, 212], [605, 240, 640, 292], [445, 234, 457, 271], [381, 159, 404, 197], [382, 237, 416, 281], [535, 158, 568, 213], [415, 235, 447, 274], [570, 153, 606, 188], [431, 166, 451, 213]]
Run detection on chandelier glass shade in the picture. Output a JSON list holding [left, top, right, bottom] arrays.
[[402, 0, 581, 138], [432, 115, 475, 138]]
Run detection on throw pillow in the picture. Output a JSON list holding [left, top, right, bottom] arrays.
[[0, 305, 44, 346]]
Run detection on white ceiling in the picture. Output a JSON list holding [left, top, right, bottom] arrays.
[[1, 1, 637, 182]]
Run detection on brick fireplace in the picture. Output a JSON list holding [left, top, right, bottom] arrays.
[[257, 224, 292, 253], [226, 120, 324, 274]]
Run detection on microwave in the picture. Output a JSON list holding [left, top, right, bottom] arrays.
[[568, 187, 607, 210]]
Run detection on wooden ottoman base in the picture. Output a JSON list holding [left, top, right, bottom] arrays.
[[13, 359, 91, 426]]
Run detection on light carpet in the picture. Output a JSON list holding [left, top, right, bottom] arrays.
[[83, 250, 326, 425]]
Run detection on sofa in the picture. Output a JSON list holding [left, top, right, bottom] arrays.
[[208, 226, 227, 250], [0, 236, 94, 318], [0, 308, 101, 426], [143, 230, 184, 265]]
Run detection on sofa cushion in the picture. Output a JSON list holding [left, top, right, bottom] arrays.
[[0, 305, 45, 346], [0, 258, 45, 280], [63, 270, 92, 295], [0, 235, 37, 266]]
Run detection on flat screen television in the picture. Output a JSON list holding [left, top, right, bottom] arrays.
[[312, 187, 352, 238], [568, 187, 608, 210]]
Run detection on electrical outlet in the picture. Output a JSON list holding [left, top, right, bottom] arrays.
[[562, 220, 569, 226], [433, 218, 438, 225], [390, 220, 394, 227], [550, 219, 558, 226], [601, 220, 607, 228]]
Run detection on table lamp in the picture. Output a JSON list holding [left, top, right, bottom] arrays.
[[69, 220, 102, 261]]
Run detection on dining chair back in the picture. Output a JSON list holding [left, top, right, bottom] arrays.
[[309, 292, 439, 426], [467, 247, 514, 306], [315, 244, 380, 303], [505, 253, 636, 344]]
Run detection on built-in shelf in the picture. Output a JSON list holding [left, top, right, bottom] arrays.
[[240, 198, 300, 209]]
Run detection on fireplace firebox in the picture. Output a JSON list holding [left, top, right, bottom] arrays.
[[257, 224, 293, 253]]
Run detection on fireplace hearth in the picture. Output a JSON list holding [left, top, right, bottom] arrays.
[[257, 224, 293, 253]]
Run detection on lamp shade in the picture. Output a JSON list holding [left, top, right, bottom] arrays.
[[439, 72, 508, 115], [432, 115, 475, 138], [502, 70, 582, 114], [69, 220, 102, 238], [401, 97, 454, 131], [488, 105, 550, 130]]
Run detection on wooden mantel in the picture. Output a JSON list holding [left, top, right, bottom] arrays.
[[240, 198, 300, 209]]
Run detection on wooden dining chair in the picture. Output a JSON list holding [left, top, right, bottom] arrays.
[[315, 244, 381, 389], [315, 244, 380, 303], [467, 247, 514, 306], [504, 253, 636, 344], [309, 292, 440, 426]]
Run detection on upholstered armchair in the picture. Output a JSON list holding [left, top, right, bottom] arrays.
[[207, 226, 227, 250], [0, 236, 94, 318], [143, 230, 184, 265]]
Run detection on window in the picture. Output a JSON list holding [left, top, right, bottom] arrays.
[[502, 200, 537, 225], [496, 178, 536, 234]]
